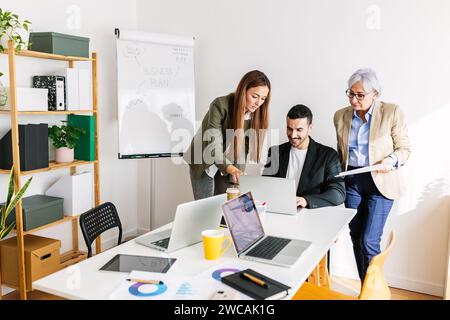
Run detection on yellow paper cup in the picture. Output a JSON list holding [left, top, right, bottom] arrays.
[[226, 187, 240, 201], [201, 229, 231, 260]]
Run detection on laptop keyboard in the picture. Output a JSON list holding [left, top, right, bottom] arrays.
[[152, 237, 170, 249], [246, 236, 291, 260]]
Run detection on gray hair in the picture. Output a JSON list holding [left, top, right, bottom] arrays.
[[348, 68, 382, 96]]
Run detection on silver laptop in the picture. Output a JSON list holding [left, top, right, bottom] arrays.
[[222, 192, 311, 268], [239, 175, 298, 215], [135, 194, 226, 253]]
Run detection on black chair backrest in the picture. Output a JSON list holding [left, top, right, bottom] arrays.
[[79, 202, 123, 257]]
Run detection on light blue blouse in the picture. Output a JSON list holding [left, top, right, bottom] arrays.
[[348, 105, 374, 167], [348, 103, 398, 168]]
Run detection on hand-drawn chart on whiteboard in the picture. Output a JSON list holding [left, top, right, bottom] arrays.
[[116, 30, 195, 158]]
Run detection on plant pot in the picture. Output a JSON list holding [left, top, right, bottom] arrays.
[[55, 147, 74, 163], [0, 81, 6, 107]]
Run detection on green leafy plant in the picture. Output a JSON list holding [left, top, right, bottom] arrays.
[[48, 121, 85, 149], [0, 71, 6, 107], [0, 8, 32, 53], [0, 168, 32, 239]]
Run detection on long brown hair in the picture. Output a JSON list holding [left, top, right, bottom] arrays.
[[230, 70, 271, 163]]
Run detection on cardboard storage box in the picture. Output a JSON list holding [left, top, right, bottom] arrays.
[[0, 234, 61, 290], [29, 32, 90, 58], [4, 195, 64, 231]]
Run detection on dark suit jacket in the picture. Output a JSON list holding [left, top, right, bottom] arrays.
[[262, 138, 345, 209]]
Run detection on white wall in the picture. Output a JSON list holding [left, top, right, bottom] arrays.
[[137, 0, 450, 296], [0, 0, 139, 294]]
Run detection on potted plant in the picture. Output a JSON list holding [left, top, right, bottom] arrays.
[[48, 121, 85, 163], [0, 72, 6, 107], [0, 168, 33, 240], [0, 168, 32, 299], [0, 9, 32, 53]]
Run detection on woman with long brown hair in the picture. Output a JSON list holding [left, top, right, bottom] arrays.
[[184, 70, 271, 199]]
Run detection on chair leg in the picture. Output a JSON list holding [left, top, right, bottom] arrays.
[[320, 254, 330, 288], [308, 265, 320, 285], [308, 254, 330, 288]]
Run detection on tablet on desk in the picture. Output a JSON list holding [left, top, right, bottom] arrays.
[[99, 254, 176, 273]]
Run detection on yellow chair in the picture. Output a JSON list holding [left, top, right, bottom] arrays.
[[307, 253, 331, 288], [293, 231, 396, 300]]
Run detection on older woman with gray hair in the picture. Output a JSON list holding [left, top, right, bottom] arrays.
[[333, 68, 411, 283]]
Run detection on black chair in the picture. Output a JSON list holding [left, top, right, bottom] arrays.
[[79, 202, 123, 258]]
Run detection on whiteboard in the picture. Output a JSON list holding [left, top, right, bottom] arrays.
[[116, 29, 195, 158]]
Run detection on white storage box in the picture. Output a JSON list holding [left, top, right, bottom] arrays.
[[45, 171, 93, 216], [1, 87, 48, 111]]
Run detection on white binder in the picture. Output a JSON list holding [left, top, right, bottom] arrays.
[[55, 68, 79, 110], [78, 69, 92, 110]]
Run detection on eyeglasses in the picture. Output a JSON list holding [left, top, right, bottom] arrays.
[[345, 89, 371, 101]]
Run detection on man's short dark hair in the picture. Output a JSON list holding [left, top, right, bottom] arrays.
[[287, 104, 313, 124]]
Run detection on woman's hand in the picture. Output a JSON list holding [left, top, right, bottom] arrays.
[[226, 165, 244, 184], [296, 197, 308, 208], [376, 157, 394, 173]]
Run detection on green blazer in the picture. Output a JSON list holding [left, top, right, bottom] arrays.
[[184, 94, 250, 180]]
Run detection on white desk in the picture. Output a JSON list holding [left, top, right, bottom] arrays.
[[33, 206, 356, 300]]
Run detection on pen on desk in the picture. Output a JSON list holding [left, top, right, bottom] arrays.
[[240, 272, 268, 288], [126, 278, 162, 285]]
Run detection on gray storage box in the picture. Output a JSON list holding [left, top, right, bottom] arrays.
[[29, 32, 90, 58], [3, 195, 64, 231]]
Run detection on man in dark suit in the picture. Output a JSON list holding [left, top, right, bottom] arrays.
[[263, 104, 345, 209]]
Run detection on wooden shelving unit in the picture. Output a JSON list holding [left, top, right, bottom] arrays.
[[0, 110, 97, 115], [0, 42, 101, 300], [0, 160, 98, 176], [19, 216, 78, 235], [3, 48, 94, 62]]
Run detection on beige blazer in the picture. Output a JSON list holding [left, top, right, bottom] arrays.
[[333, 101, 411, 200]]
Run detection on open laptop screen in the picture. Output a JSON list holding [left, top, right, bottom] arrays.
[[222, 192, 265, 254]]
